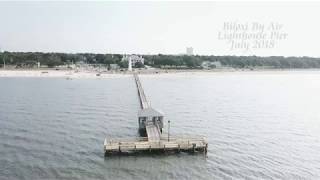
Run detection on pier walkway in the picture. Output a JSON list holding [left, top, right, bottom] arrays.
[[134, 73, 161, 142], [134, 73, 149, 109], [146, 121, 161, 142]]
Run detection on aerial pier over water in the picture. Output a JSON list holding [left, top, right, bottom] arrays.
[[104, 74, 208, 155]]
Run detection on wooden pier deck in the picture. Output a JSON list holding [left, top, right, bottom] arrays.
[[104, 136, 208, 155]]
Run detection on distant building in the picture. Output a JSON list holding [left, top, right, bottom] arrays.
[[186, 47, 193, 56], [109, 64, 119, 70], [75, 60, 86, 65], [122, 54, 144, 69], [67, 63, 76, 69], [15, 60, 38, 69], [201, 61, 222, 69]]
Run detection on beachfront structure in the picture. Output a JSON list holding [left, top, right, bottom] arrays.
[[201, 61, 222, 69], [109, 64, 119, 70], [15, 61, 38, 68], [122, 54, 144, 68], [186, 47, 194, 56]]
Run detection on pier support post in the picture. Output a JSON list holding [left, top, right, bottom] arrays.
[[168, 120, 170, 142], [205, 143, 208, 154], [192, 143, 196, 153]]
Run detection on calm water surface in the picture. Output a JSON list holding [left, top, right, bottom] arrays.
[[1, 71, 320, 179]]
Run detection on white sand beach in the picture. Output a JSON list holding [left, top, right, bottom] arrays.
[[0, 70, 131, 78], [1, 69, 320, 78]]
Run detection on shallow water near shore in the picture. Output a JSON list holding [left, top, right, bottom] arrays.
[[1, 71, 320, 179]]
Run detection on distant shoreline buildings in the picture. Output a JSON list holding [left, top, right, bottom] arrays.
[[122, 54, 145, 71], [123, 55, 144, 66]]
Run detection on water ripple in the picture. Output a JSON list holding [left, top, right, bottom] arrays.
[[1, 73, 320, 179]]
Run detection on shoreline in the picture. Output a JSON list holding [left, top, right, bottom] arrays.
[[0, 68, 319, 78]]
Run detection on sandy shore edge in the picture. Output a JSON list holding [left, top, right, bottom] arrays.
[[0, 69, 319, 78]]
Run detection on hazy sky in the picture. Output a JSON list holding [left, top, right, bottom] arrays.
[[0, 1, 319, 57]]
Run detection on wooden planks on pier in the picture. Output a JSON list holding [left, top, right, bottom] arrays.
[[146, 124, 161, 142]]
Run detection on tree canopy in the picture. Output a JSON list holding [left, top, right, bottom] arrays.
[[1, 51, 320, 69]]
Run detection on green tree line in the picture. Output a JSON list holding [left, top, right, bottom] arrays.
[[1, 52, 320, 69]]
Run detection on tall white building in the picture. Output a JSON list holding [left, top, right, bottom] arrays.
[[186, 47, 193, 56]]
